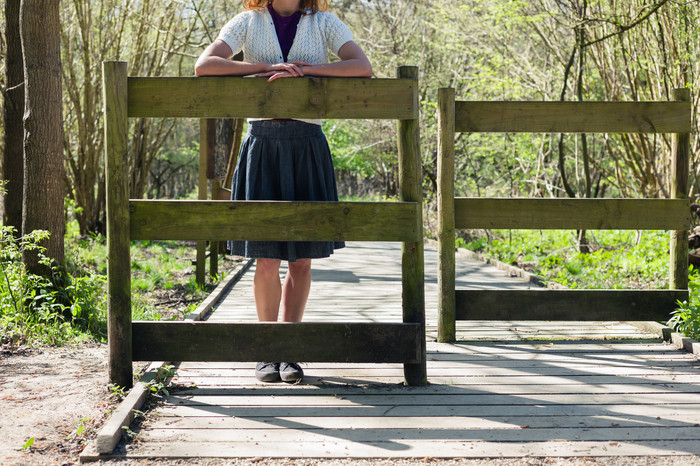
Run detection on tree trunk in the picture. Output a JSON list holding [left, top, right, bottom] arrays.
[[20, 0, 65, 273], [2, 0, 24, 235]]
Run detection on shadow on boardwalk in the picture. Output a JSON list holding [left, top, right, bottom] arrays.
[[113, 242, 700, 460]]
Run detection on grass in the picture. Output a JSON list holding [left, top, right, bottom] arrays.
[[459, 229, 669, 289]]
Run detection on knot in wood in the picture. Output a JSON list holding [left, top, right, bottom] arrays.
[[309, 95, 322, 106]]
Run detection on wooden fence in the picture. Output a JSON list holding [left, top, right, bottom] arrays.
[[436, 88, 693, 342], [103, 62, 425, 388]]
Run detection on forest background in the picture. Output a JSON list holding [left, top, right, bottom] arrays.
[[0, 0, 699, 341]]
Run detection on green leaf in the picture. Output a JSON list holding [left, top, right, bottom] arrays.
[[21, 437, 35, 450]]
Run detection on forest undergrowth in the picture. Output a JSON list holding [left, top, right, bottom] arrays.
[[0, 216, 239, 351]]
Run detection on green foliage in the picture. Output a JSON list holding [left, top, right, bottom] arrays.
[[324, 120, 380, 177], [0, 222, 105, 346], [668, 300, 700, 341], [108, 384, 127, 401], [67, 417, 91, 441], [668, 267, 700, 341], [3, 202, 223, 347], [462, 229, 668, 290], [20, 437, 35, 451], [147, 365, 176, 398]]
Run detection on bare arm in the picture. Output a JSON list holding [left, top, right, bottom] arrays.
[[260, 41, 372, 81], [194, 40, 309, 77], [301, 42, 372, 78]]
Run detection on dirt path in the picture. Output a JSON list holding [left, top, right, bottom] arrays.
[[0, 344, 114, 465]]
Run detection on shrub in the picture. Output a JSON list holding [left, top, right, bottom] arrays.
[[0, 224, 106, 346]]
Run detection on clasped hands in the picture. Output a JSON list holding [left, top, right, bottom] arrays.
[[256, 61, 312, 81]]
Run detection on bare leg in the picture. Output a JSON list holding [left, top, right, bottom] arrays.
[[280, 259, 312, 322], [253, 258, 282, 322]]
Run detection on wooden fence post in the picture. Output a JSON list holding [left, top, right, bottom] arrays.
[[437, 88, 456, 342], [196, 118, 209, 286], [670, 88, 691, 290], [397, 66, 426, 386], [210, 179, 220, 279], [103, 61, 133, 388]]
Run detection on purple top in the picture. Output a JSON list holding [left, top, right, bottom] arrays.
[[268, 5, 302, 62]]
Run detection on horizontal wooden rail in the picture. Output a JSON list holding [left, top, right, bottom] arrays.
[[129, 200, 421, 241], [132, 322, 423, 363], [455, 101, 691, 133], [455, 289, 688, 321], [455, 198, 690, 230], [128, 77, 418, 120]]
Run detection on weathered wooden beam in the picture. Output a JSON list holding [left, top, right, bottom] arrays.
[[210, 180, 220, 279], [455, 289, 688, 321], [455, 101, 691, 134], [670, 88, 691, 290], [103, 61, 133, 389], [437, 88, 456, 343], [129, 200, 421, 242], [127, 77, 418, 120], [205, 119, 216, 179], [397, 66, 426, 386], [132, 322, 423, 363], [196, 118, 209, 286], [455, 198, 690, 230]]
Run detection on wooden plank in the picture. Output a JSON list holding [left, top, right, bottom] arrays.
[[454, 198, 691, 230], [174, 364, 700, 379], [144, 414, 700, 430], [132, 322, 422, 363], [103, 61, 133, 389], [455, 101, 692, 133], [397, 66, 427, 386], [171, 381, 700, 396], [141, 426, 700, 443], [127, 76, 418, 120], [437, 87, 456, 343], [167, 392, 700, 406], [183, 351, 699, 365], [129, 200, 421, 242], [154, 403, 700, 418], [433, 341, 686, 354], [121, 439, 700, 458], [670, 88, 691, 290], [455, 290, 688, 321], [122, 439, 700, 458], [95, 365, 154, 454], [176, 358, 700, 372], [172, 374, 700, 387]]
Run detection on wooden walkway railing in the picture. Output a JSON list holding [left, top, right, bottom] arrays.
[[103, 62, 425, 388], [436, 88, 693, 342]]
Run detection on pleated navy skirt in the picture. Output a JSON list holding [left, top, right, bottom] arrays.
[[228, 120, 345, 262]]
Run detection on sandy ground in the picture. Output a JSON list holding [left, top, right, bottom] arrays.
[[0, 344, 115, 465]]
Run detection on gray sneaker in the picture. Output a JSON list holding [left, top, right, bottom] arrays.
[[279, 362, 304, 383], [255, 362, 280, 382]]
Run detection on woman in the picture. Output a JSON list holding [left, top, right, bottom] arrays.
[[195, 0, 372, 383]]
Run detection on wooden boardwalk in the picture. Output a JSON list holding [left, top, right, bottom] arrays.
[[119, 242, 700, 459]]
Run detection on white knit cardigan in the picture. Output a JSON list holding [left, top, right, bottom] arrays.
[[217, 8, 354, 125], [217, 8, 354, 65]]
